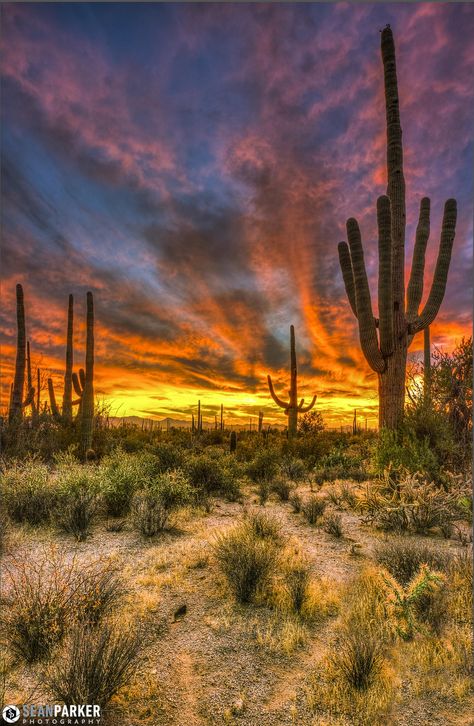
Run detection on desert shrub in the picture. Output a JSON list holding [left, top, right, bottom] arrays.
[[279, 457, 306, 482], [322, 510, 343, 538], [374, 538, 451, 586], [0, 507, 9, 555], [185, 452, 241, 501], [246, 448, 279, 483], [302, 495, 327, 524], [271, 475, 293, 501], [289, 492, 302, 513], [74, 562, 125, 627], [0, 458, 55, 526], [132, 469, 192, 536], [54, 461, 100, 541], [1, 550, 125, 664], [313, 445, 367, 484], [214, 523, 279, 603], [1, 550, 78, 662], [98, 449, 142, 517], [372, 425, 440, 478], [43, 621, 140, 708], [152, 442, 185, 472], [244, 511, 282, 543]]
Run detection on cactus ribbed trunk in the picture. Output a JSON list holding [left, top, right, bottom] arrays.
[[378, 345, 406, 429], [267, 325, 317, 439], [63, 294, 74, 423], [337, 27, 456, 430], [80, 291, 94, 457], [9, 284, 26, 424]]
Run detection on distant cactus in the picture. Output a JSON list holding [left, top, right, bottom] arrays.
[[9, 284, 34, 424], [267, 325, 316, 438], [352, 409, 357, 436], [337, 27, 457, 429], [230, 431, 237, 453], [258, 411, 264, 433], [79, 291, 95, 457], [220, 403, 224, 431]]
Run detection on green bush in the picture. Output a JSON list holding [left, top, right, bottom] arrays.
[[244, 511, 282, 543], [54, 458, 100, 541], [98, 449, 141, 517], [132, 469, 192, 536], [279, 457, 306, 482], [246, 448, 279, 483], [1, 458, 55, 526], [152, 442, 185, 472], [185, 451, 241, 501]]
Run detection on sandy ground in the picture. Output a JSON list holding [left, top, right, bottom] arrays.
[[2, 482, 472, 726]]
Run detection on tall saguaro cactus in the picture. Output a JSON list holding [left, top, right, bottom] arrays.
[[338, 26, 457, 429], [80, 291, 95, 457], [9, 284, 34, 424], [267, 325, 317, 438], [63, 294, 74, 423]]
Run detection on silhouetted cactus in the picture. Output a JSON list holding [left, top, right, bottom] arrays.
[[267, 325, 316, 438], [79, 291, 95, 457], [48, 295, 76, 423], [220, 403, 224, 431], [258, 411, 264, 433], [9, 284, 34, 424], [230, 431, 237, 453], [338, 27, 457, 429]]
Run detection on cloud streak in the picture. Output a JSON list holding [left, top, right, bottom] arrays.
[[1, 2, 472, 425]]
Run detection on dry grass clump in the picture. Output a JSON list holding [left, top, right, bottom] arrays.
[[374, 537, 452, 586], [289, 491, 302, 513], [302, 494, 327, 524], [322, 510, 343, 538], [308, 567, 397, 725], [43, 621, 141, 708], [213, 514, 282, 604]]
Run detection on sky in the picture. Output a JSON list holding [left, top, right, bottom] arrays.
[[0, 2, 472, 427]]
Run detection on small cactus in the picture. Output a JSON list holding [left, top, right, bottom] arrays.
[[267, 325, 316, 438]]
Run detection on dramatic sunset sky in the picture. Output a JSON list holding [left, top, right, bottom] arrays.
[[1, 2, 472, 426]]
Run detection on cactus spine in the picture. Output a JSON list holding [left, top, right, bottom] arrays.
[[79, 291, 94, 457], [338, 27, 456, 429], [267, 325, 317, 438], [9, 284, 34, 423]]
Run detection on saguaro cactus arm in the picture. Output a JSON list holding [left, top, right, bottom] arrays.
[[338, 242, 357, 317], [411, 199, 457, 333], [346, 218, 385, 373], [298, 395, 317, 413], [407, 197, 431, 319], [267, 374, 289, 409]]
